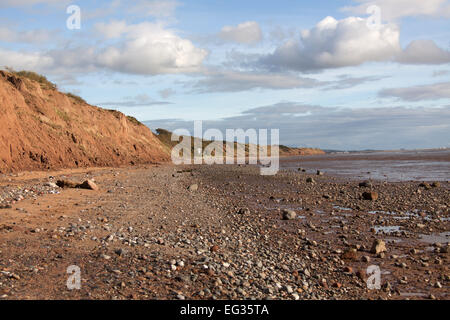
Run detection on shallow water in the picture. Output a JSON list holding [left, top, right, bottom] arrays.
[[419, 231, 450, 244], [281, 149, 450, 182]]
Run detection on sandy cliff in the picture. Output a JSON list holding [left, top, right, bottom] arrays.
[[0, 71, 169, 173]]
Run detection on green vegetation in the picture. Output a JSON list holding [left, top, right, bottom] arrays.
[[4, 68, 57, 90], [66, 93, 87, 104], [54, 107, 70, 122], [127, 116, 144, 126]]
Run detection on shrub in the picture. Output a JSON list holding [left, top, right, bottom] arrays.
[[10, 69, 57, 90], [66, 93, 87, 104]]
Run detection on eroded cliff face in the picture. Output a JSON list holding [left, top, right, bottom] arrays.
[[0, 71, 170, 173]]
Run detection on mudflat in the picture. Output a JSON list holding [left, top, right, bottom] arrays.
[[0, 163, 448, 300], [281, 149, 450, 182]]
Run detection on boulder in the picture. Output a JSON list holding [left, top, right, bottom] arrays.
[[282, 209, 297, 220], [370, 239, 387, 254], [77, 180, 99, 191], [56, 180, 78, 188], [362, 191, 378, 201], [188, 184, 198, 191]]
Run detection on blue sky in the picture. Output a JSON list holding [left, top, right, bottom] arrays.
[[1, 0, 449, 150]]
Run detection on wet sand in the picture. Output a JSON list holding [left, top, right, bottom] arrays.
[[0, 161, 448, 300], [280, 149, 450, 182]]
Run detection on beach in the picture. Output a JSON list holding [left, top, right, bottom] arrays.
[[0, 155, 448, 300]]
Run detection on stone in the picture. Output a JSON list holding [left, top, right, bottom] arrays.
[[362, 192, 378, 201], [188, 184, 198, 191], [306, 177, 315, 183], [114, 248, 128, 256], [342, 249, 358, 260], [356, 269, 366, 281], [359, 181, 372, 188], [316, 170, 324, 176], [77, 180, 99, 191], [431, 182, 441, 188], [238, 208, 250, 215], [370, 239, 387, 254], [419, 182, 432, 190], [56, 180, 78, 188], [44, 182, 58, 188], [282, 209, 296, 220]]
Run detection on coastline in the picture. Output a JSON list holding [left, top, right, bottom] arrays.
[[0, 163, 448, 300]]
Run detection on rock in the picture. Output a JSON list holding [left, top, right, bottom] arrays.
[[0, 204, 12, 209], [238, 208, 250, 215], [282, 209, 296, 220], [316, 170, 324, 176], [356, 269, 366, 281], [343, 266, 353, 273], [114, 248, 128, 256], [284, 285, 293, 294], [419, 182, 432, 190], [362, 192, 378, 201], [77, 180, 99, 191], [359, 181, 372, 188], [370, 239, 387, 254], [431, 182, 441, 188], [44, 182, 58, 188], [306, 177, 315, 183], [56, 180, 78, 188], [210, 245, 220, 253], [342, 249, 358, 260], [188, 184, 198, 191], [362, 256, 371, 263]]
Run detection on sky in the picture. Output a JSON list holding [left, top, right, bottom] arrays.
[[1, 0, 450, 150]]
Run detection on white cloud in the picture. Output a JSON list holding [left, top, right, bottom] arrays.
[[97, 93, 172, 107], [396, 40, 450, 65], [127, 0, 180, 18], [0, 48, 54, 71], [0, 0, 70, 7], [2, 21, 207, 76], [95, 22, 208, 75], [219, 21, 263, 45], [379, 82, 450, 101], [95, 20, 128, 39], [262, 16, 401, 72], [342, 0, 450, 21], [0, 27, 54, 43], [190, 70, 319, 93]]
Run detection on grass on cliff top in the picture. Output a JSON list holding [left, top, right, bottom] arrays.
[[66, 92, 87, 104], [4, 68, 57, 90]]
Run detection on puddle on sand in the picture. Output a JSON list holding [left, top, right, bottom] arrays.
[[373, 226, 401, 234], [419, 231, 450, 244], [333, 206, 352, 211]]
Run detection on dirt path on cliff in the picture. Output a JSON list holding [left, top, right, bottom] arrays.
[[0, 164, 448, 300]]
